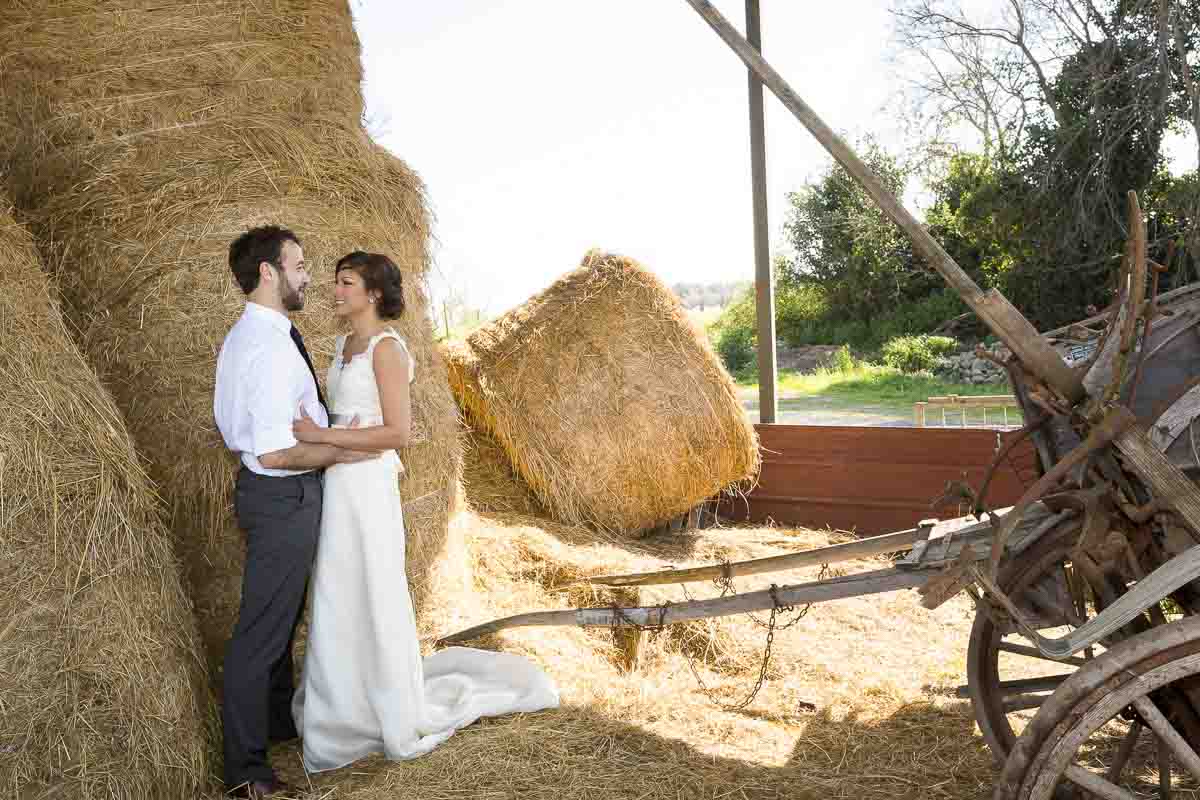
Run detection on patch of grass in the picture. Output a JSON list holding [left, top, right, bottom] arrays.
[[739, 363, 1011, 408]]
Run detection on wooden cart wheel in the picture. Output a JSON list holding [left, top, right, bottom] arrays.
[[967, 517, 1126, 762], [995, 615, 1200, 800]]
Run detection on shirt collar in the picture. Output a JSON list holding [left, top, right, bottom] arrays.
[[244, 301, 293, 334]]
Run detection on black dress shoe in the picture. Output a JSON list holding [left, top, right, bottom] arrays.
[[226, 778, 292, 798]]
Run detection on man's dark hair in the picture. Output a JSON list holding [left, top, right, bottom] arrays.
[[228, 225, 301, 294], [335, 251, 406, 319]]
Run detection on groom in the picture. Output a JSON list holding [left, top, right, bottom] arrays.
[[214, 225, 372, 798]]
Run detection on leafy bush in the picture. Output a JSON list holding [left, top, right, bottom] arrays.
[[708, 290, 757, 373], [773, 281, 829, 346], [880, 334, 959, 373], [715, 325, 756, 374], [829, 345, 857, 373], [770, 280, 967, 353]]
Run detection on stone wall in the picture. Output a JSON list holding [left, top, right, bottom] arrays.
[[935, 344, 1011, 385], [934, 337, 1099, 386]]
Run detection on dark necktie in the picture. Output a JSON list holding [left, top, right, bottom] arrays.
[[290, 324, 328, 413]]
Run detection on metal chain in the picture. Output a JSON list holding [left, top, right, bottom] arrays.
[[608, 601, 670, 634], [675, 562, 824, 711], [681, 585, 783, 711], [743, 563, 825, 629]]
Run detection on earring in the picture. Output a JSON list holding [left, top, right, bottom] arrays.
[[369, 298, 376, 304]]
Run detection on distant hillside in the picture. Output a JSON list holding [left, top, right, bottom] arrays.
[[671, 280, 750, 311]]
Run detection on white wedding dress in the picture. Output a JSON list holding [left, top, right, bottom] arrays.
[[293, 329, 559, 773]]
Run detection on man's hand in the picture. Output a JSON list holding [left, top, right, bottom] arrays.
[[261, 411, 379, 470], [293, 404, 327, 443]]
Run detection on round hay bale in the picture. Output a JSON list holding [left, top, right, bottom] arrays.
[[0, 2, 463, 681], [446, 250, 760, 535], [0, 205, 210, 798], [459, 420, 546, 517]]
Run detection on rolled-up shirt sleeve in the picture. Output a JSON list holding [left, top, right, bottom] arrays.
[[246, 353, 300, 458]]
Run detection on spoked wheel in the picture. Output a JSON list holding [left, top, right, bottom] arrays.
[[995, 615, 1200, 800], [967, 517, 1125, 762]]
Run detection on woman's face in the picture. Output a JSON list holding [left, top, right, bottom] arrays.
[[333, 268, 377, 318]]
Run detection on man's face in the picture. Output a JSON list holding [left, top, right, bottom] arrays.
[[276, 240, 309, 311]]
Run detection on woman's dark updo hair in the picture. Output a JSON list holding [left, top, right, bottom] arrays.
[[335, 251, 405, 319]]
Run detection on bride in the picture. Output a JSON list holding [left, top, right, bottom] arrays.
[[290, 251, 558, 772]]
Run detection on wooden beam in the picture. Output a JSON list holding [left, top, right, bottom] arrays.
[[436, 568, 927, 645], [1110, 406, 1200, 537], [580, 524, 929, 588], [746, 0, 776, 424], [682, 0, 1084, 403]]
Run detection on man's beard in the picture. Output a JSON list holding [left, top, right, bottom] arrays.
[[281, 283, 305, 311]]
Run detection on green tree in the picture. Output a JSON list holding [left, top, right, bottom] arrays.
[[779, 139, 940, 321], [894, 0, 1200, 327]]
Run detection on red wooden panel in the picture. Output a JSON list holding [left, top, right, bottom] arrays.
[[722, 425, 1037, 535]]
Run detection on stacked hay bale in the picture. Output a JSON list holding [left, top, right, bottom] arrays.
[[447, 250, 759, 535], [0, 205, 210, 798], [0, 1, 462, 678]]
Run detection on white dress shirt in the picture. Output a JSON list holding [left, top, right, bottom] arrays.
[[214, 302, 329, 476]]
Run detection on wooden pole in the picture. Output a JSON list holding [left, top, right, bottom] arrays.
[[436, 567, 927, 645], [682, 0, 1084, 404], [746, 0, 777, 423], [580, 524, 928, 588]]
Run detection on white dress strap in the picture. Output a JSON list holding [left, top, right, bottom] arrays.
[[367, 329, 415, 384]]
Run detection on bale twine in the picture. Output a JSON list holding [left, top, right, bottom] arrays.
[[446, 250, 759, 535], [0, 1, 463, 682], [0, 204, 210, 798]]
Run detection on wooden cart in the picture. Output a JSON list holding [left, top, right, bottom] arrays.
[[443, 4, 1200, 796]]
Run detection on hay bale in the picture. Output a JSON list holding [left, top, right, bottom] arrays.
[[0, 2, 463, 681], [446, 250, 759, 535], [460, 421, 546, 517], [0, 204, 210, 798]]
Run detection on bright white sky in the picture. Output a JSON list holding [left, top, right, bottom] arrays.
[[352, 1, 1199, 317]]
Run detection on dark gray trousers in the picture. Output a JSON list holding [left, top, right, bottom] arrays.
[[222, 467, 321, 787]]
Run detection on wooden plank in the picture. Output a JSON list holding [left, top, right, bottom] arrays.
[[726, 425, 1036, 534], [437, 567, 928, 645], [753, 463, 1008, 501], [755, 425, 1018, 467], [722, 499, 925, 534], [1151, 383, 1200, 450], [584, 524, 931, 588], [1111, 407, 1200, 536], [681, 0, 1085, 403]]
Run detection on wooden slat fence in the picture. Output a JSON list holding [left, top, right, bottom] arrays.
[[720, 425, 1038, 535]]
